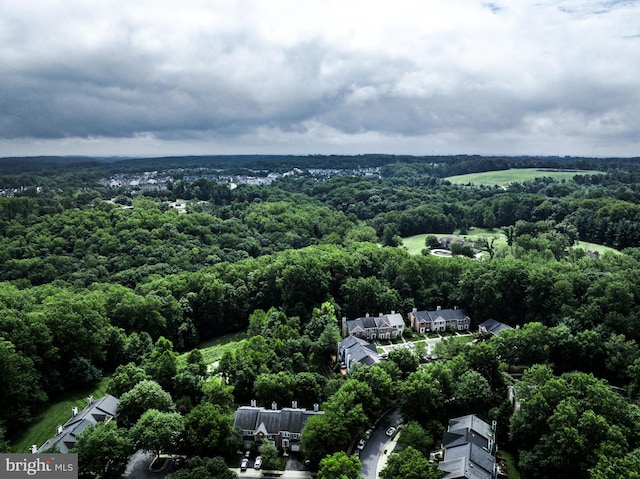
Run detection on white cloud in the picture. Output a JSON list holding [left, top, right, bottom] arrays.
[[0, 0, 639, 156]]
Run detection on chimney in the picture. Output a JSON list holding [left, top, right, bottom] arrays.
[[379, 312, 383, 317], [272, 401, 277, 410], [391, 310, 395, 315], [454, 305, 458, 310], [56, 425, 63, 435], [313, 403, 319, 412], [72, 407, 78, 416], [250, 399, 257, 407], [436, 305, 441, 311], [30, 445, 37, 454], [412, 307, 417, 313], [366, 313, 369, 317], [292, 401, 298, 409], [87, 395, 93, 406]]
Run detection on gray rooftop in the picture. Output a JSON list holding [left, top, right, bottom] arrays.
[[413, 308, 469, 323], [479, 318, 512, 335], [37, 394, 119, 454], [233, 405, 323, 436], [439, 456, 492, 479]]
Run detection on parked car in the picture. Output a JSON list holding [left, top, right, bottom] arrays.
[[357, 438, 366, 450], [385, 426, 397, 437], [365, 428, 373, 439], [240, 458, 249, 471], [254, 456, 262, 469]]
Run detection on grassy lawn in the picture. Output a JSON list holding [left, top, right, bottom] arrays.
[[402, 227, 618, 256], [442, 335, 474, 347], [177, 331, 248, 368], [11, 376, 111, 453], [402, 227, 505, 255], [445, 168, 604, 187], [499, 449, 522, 479], [573, 240, 619, 256]]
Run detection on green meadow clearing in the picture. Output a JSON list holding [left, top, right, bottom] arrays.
[[402, 228, 618, 256], [445, 168, 604, 187], [176, 330, 247, 369], [402, 228, 507, 255], [11, 377, 111, 454]]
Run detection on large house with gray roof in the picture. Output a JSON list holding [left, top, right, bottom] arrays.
[[438, 414, 506, 479], [36, 395, 119, 454], [338, 335, 380, 370], [341, 311, 405, 340], [408, 306, 471, 333], [233, 402, 323, 453], [478, 319, 512, 336]]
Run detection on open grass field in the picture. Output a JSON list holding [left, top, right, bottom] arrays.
[[445, 168, 604, 187], [11, 376, 111, 454], [402, 227, 619, 257], [402, 227, 507, 255], [177, 330, 248, 368]]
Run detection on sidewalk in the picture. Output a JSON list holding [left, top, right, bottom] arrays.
[[375, 432, 401, 478]]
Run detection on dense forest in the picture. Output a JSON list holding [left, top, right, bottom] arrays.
[[2, 154, 640, 478]]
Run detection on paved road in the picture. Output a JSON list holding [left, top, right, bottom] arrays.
[[232, 470, 312, 479], [232, 454, 313, 479], [360, 408, 403, 479], [122, 451, 173, 479]]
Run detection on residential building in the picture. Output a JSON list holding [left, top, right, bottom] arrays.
[[409, 306, 471, 333], [233, 402, 323, 453], [36, 395, 119, 454], [438, 414, 505, 479], [341, 311, 405, 340], [478, 319, 512, 336], [338, 335, 380, 370]]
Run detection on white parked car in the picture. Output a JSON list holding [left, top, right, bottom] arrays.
[[385, 426, 397, 437], [357, 438, 366, 450], [254, 456, 262, 469]]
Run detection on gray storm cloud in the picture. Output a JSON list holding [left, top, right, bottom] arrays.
[[0, 0, 639, 156]]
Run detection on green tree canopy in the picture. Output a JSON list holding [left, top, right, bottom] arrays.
[[129, 409, 185, 456], [117, 379, 175, 427], [318, 451, 361, 479], [72, 421, 131, 479], [380, 446, 442, 479]]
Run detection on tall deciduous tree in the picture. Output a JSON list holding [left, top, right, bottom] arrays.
[[165, 456, 237, 479], [117, 380, 175, 427], [318, 451, 361, 479], [0, 339, 47, 433], [260, 441, 281, 471], [129, 409, 185, 457], [184, 403, 235, 456], [73, 421, 131, 479], [380, 446, 442, 479]]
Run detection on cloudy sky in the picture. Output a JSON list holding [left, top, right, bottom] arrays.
[[1, 0, 639, 157]]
